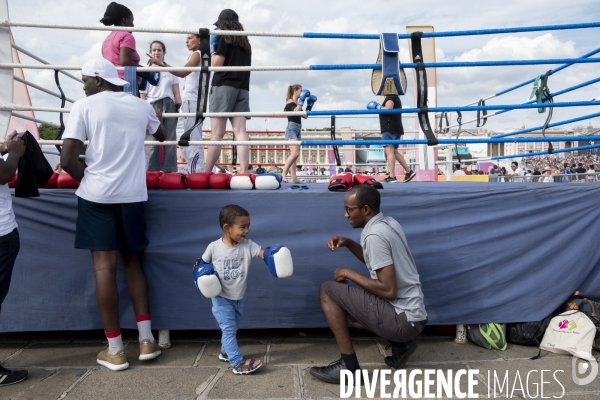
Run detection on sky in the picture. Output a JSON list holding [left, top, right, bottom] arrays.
[[6, 0, 600, 135]]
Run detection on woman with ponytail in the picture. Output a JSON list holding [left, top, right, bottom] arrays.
[[100, 2, 139, 79], [281, 84, 307, 183]]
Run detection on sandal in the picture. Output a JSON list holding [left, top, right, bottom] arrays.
[[232, 358, 262, 375]]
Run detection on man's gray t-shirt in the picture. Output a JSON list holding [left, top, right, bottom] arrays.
[[361, 213, 427, 321], [202, 238, 261, 300]]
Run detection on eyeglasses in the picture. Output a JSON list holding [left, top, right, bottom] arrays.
[[344, 205, 362, 214]]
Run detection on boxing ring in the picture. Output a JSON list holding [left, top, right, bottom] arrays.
[[1, 2, 600, 331], [2, 183, 600, 332]]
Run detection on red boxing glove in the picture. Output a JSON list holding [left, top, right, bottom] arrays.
[[353, 174, 383, 189], [328, 172, 354, 192], [39, 172, 59, 189], [146, 171, 161, 189]]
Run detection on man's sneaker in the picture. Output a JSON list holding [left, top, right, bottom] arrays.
[[382, 176, 397, 183], [403, 170, 416, 183], [139, 339, 162, 361], [97, 349, 129, 371], [310, 358, 355, 384], [384, 340, 418, 369], [218, 352, 229, 362], [0, 365, 28, 386]]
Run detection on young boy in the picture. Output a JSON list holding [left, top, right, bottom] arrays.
[[194, 204, 293, 375]]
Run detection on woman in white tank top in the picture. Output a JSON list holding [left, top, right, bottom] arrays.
[[149, 34, 204, 173]]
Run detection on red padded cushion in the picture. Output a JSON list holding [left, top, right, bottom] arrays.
[[146, 171, 160, 189], [186, 172, 214, 189], [158, 173, 187, 190], [209, 173, 231, 189], [7, 173, 17, 188], [39, 172, 59, 189], [57, 173, 80, 189]]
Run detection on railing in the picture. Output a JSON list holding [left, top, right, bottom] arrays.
[[488, 173, 600, 183]]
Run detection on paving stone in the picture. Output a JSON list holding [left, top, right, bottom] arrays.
[[354, 340, 385, 364], [124, 341, 206, 367], [196, 341, 266, 367], [493, 342, 564, 360], [470, 357, 600, 396], [392, 338, 503, 363], [269, 340, 339, 366], [5, 342, 106, 368], [207, 365, 296, 399], [0, 367, 54, 400], [0, 342, 27, 363], [65, 366, 218, 400], [14, 368, 88, 400]]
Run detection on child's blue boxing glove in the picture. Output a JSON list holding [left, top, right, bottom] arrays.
[[263, 245, 294, 278], [193, 258, 222, 298]]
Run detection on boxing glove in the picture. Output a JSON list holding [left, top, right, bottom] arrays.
[[254, 173, 282, 190], [158, 173, 187, 190], [353, 174, 383, 189], [193, 259, 222, 298], [39, 172, 59, 189], [146, 171, 160, 189], [57, 173, 80, 189], [263, 245, 293, 278], [297, 89, 311, 107], [230, 173, 255, 190], [367, 101, 381, 110], [306, 95, 318, 111], [210, 26, 220, 55], [209, 173, 231, 189], [328, 172, 354, 192]]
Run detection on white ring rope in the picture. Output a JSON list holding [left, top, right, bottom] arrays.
[[0, 63, 310, 72], [0, 20, 303, 37], [0, 104, 307, 118]]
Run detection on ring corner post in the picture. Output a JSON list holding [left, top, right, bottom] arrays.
[[406, 25, 439, 182], [0, 0, 13, 141]]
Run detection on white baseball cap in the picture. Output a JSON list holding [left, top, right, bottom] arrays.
[[81, 58, 129, 87]]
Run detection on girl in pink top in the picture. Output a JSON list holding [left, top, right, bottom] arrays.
[[100, 2, 139, 79]]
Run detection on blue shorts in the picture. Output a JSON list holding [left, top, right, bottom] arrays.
[[382, 131, 402, 149], [75, 197, 148, 254], [285, 122, 302, 140]]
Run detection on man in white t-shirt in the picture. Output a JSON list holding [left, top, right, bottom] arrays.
[[453, 163, 466, 176], [504, 161, 524, 182], [61, 58, 165, 372], [0, 131, 28, 386]]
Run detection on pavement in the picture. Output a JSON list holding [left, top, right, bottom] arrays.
[[0, 328, 599, 400]]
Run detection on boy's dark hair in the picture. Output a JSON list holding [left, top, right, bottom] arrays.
[[219, 204, 249, 228], [349, 184, 381, 214]]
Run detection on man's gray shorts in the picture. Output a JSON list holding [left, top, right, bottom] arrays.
[[322, 281, 426, 343], [210, 85, 250, 113]]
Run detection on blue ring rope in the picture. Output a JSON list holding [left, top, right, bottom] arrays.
[[302, 21, 600, 40], [490, 76, 600, 119], [308, 58, 600, 70], [302, 136, 600, 146], [494, 46, 600, 97], [305, 101, 600, 116], [493, 143, 600, 161]]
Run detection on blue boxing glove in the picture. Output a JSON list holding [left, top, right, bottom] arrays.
[[367, 101, 381, 110], [297, 89, 311, 107], [306, 95, 318, 111], [263, 245, 294, 278], [193, 258, 222, 298], [210, 26, 220, 55]]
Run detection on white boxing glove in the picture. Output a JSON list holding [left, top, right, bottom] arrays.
[[193, 259, 222, 298], [263, 245, 293, 278]]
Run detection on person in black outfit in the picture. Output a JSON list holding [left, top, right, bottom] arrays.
[[205, 9, 252, 174], [368, 95, 415, 183]]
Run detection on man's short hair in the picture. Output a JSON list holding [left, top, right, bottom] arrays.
[[454, 163, 461, 169], [219, 204, 249, 228], [349, 184, 380, 214], [511, 161, 518, 167]]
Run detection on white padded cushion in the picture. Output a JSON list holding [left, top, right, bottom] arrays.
[[255, 175, 280, 190], [230, 175, 254, 190]]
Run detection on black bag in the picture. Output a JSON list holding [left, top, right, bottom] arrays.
[[507, 315, 553, 346]]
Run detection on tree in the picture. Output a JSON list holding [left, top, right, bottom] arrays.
[[38, 124, 61, 140]]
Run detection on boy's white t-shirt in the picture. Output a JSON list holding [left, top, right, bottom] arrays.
[[62, 91, 160, 204], [202, 238, 261, 300], [140, 71, 177, 103]]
